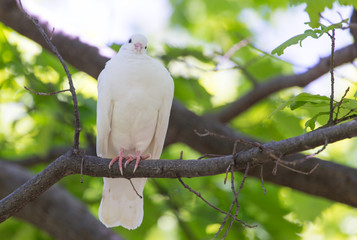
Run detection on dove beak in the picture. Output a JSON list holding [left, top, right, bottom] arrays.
[[134, 43, 143, 51]]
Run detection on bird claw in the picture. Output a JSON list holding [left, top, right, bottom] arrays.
[[124, 151, 151, 173], [108, 155, 119, 169], [108, 149, 125, 175], [135, 152, 151, 173], [124, 154, 135, 168], [109, 149, 151, 175]]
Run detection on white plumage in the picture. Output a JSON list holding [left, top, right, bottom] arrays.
[[96, 34, 174, 229]]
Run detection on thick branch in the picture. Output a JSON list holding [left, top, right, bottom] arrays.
[[250, 156, 357, 208], [0, 153, 71, 223], [0, 0, 107, 79], [0, 161, 122, 240], [1, 119, 357, 222], [167, 101, 357, 206]]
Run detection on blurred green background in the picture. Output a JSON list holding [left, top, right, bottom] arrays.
[[1, 0, 357, 239]]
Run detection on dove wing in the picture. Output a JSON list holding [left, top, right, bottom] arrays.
[[96, 69, 112, 158]]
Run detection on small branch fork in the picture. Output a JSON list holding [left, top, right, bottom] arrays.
[[327, 87, 357, 125], [180, 132, 263, 238], [179, 148, 257, 238], [215, 163, 252, 239], [177, 177, 256, 230], [324, 27, 356, 126], [195, 129, 320, 176], [17, 0, 81, 151], [178, 144, 256, 238], [191, 128, 327, 238]]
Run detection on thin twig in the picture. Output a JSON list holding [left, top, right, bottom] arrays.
[[336, 113, 357, 123], [320, 13, 335, 25], [197, 153, 224, 160], [328, 29, 336, 125], [194, 129, 211, 137], [223, 164, 232, 184], [305, 138, 329, 160], [215, 157, 253, 238], [278, 138, 328, 168], [129, 179, 143, 199], [194, 129, 262, 149], [177, 178, 256, 228], [17, 0, 81, 150], [221, 163, 251, 239], [272, 160, 279, 176], [24, 86, 70, 96], [334, 87, 350, 120], [224, 140, 239, 184], [277, 162, 319, 175], [222, 39, 249, 60], [260, 165, 267, 195], [50, 27, 55, 40], [217, 164, 238, 237]]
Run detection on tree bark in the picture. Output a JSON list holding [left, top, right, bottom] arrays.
[[0, 161, 122, 240], [2, 119, 357, 223]]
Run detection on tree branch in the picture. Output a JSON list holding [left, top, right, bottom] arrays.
[[17, 0, 82, 150], [207, 9, 357, 124], [3, 0, 356, 126], [0, 0, 108, 79], [0, 161, 123, 240], [206, 44, 357, 123], [1, 119, 357, 222]]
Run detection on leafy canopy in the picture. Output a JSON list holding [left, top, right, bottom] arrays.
[[1, 0, 357, 239]]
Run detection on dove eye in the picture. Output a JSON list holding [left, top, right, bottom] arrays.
[[145, 46, 147, 49], [128, 38, 132, 43]]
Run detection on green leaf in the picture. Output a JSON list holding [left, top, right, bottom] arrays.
[[304, 112, 329, 131], [271, 29, 319, 56], [290, 101, 307, 110], [273, 93, 331, 113], [316, 19, 349, 36], [272, 19, 348, 56], [109, 43, 121, 52]]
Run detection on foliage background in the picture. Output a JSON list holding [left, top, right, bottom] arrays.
[[1, 0, 357, 239]]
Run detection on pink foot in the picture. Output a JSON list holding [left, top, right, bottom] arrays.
[[124, 150, 151, 173], [109, 149, 126, 175]]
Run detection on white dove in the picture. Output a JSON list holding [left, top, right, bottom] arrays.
[[96, 34, 174, 229]]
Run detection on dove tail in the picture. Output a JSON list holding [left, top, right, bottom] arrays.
[[99, 177, 147, 229]]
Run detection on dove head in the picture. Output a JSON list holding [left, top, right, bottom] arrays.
[[120, 34, 148, 55]]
